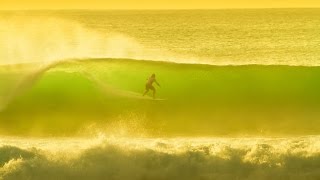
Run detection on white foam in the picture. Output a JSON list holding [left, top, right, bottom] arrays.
[[0, 136, 320, 180]]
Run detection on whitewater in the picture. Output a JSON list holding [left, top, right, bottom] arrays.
[[0, 136, 319, 180]]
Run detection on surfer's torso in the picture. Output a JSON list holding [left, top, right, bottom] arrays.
[[145, 77, 157, 90], [146, 77, 156, 86]]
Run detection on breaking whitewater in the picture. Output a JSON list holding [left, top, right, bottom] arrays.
[[1, 136, 320, 180]]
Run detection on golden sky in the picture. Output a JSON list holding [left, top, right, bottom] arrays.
[[1, 0, 320, 10]]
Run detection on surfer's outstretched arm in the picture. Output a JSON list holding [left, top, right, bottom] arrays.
[[155, 80, 160, 87]]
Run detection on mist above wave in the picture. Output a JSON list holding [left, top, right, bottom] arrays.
[[0, 15, 205, 66], [2, 9, 320, 67]]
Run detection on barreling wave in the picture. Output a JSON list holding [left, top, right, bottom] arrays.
[[1, 58, 320, 136], [0, 61, 65, 112], [0, 59, 155, 112], [1, 136, 320, 180]]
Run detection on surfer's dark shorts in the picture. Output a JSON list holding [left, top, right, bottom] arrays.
[[146, 84, 155, 91]]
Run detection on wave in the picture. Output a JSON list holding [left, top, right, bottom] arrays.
[[2, 58, 320, 136], [2, 57, 319, 112], [0, 58, 162, 112], [1, 136, 320, 180], [0, 61, 64, 112]]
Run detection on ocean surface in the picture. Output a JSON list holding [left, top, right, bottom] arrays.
[[1, 9, 320, 179], [1, 9, 320, 65]]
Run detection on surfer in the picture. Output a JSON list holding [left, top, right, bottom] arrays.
[[143, 73, 160, 99]]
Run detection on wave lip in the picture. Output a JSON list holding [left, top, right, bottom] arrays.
[[1, 136, 320, 180]]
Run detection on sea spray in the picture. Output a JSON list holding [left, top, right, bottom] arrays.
[[0, 61, 65, 112], [1, 136, 320, 180], [2, 10, 320, 66], [0, 15, 205, 66]]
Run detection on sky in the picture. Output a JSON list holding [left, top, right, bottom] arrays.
[[1, 0, 320, 10]]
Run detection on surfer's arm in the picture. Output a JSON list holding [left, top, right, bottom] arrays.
[[155, 80, 160, 87]]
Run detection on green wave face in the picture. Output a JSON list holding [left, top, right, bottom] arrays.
[[1, 59, 320, 136]]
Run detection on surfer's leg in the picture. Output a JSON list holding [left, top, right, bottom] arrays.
[[143, 89, 149, 96], [152, 90, 156, 99], [150, 86, 156, 99], [143, 85, 150, 96]]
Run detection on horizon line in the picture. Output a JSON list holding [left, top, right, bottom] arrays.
[[1, 7, 320, 11]]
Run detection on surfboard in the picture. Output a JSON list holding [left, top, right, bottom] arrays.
[[152, 98, 166, 101]]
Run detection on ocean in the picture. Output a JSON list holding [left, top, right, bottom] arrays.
[[1, 9, 320, 65], [0, 9, 320, 179]]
